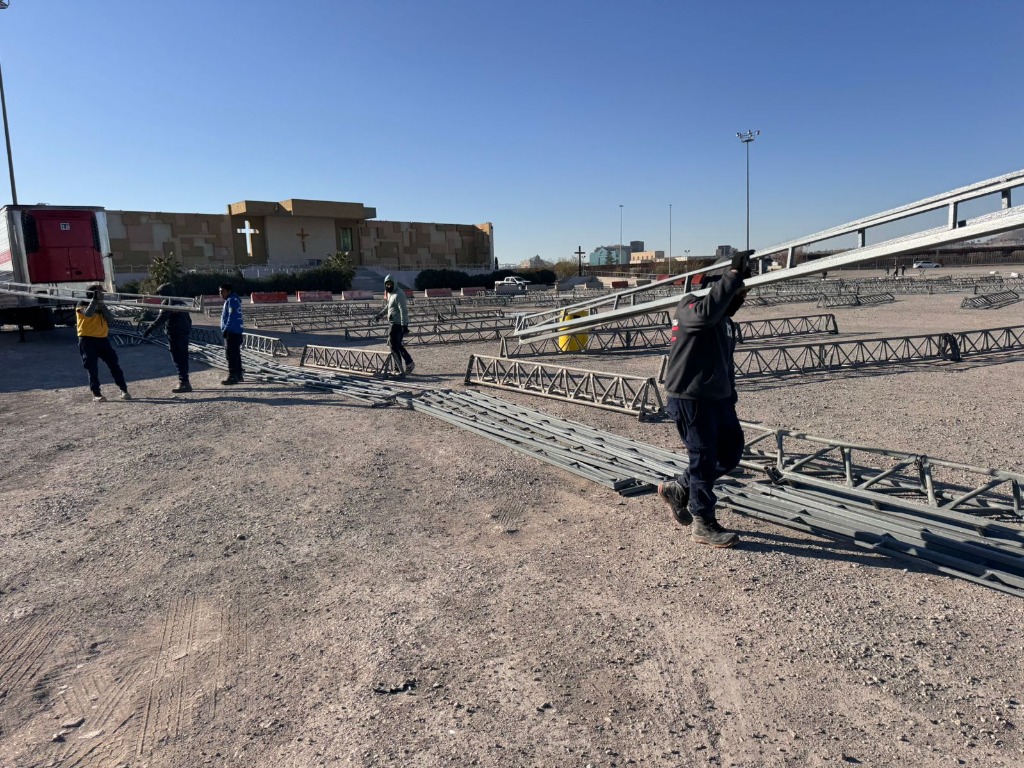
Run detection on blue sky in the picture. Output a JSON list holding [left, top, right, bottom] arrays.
[[3, 0, 1022, 263]]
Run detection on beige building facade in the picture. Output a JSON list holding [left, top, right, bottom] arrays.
[[106, 198, 494, 275]]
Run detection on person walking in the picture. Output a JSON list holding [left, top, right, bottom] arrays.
[[142, 283, 194, 393], [373, 274, 414, 374], [657, 250, 753, 548], [76, 284, 132, 402], [219, 282, 244, 385]]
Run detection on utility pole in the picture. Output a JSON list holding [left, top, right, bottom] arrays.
[[575, 246, 585, 277], [0, 1, 19, 205], [736, 129, 760, 250]]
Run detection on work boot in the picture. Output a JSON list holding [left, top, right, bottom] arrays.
[[691, 516, 739, 548], [172, 382, 193, 393], [657, 480, 691, 526], [405, 361, 415, 374], [221, 377, 239, 386]]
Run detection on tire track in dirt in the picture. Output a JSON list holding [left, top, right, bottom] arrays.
[[0, 608, 69, 743], [492, 496, 527, 533]]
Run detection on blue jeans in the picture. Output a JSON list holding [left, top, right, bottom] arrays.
[[223, 331, 243, 378], [667, 397, 744, 519]]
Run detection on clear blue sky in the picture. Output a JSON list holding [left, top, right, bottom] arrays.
[[3, 0, 1021, 263]]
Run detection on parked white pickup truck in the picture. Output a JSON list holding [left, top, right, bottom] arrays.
[[494, 276, 529, 293]]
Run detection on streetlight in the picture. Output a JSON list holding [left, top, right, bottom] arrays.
[[668, 203, 672, 263], [618, 204, 623, 268], [736, 129, 760, 250], [0, 0, 17, 205]]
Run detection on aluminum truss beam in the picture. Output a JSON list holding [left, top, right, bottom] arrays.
[[735, 314, 839, 342], [961, 291, 1020, 309], [464, 354, 664, 420], [816, 292, 894, 308], [299, 344, 402, 378], [0, 280, 200, 312], [512, 168, 1024, 344]]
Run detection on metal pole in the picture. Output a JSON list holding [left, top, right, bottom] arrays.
[[669, 203, 672, 263], [745, 140, 750, 250], [0, 10, 17, 206], [736, 130, 760, 252], [619, 204, 623, 268]]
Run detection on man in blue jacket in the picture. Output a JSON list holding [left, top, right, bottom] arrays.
[[219, 282, 244, 385], [659, 249, 753, 548]]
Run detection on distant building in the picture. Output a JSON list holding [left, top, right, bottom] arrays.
[[519, 254, 554, 270], [629, 250, 664, 264], [105, 197, 494, 277], [715, 245, 737, 260], [589, 241, 644, 266]]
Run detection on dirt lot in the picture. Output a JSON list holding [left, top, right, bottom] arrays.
[[1, 269, 1023, 767]]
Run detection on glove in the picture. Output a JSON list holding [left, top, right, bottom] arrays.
[[730, 249, 754, 275]]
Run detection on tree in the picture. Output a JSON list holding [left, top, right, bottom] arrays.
[[553, 257, 579, 281], [140, 253, 184, 294], [322, 250, 356, 283]]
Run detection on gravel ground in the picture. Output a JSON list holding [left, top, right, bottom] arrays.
[[1, 266, 1022, 767]]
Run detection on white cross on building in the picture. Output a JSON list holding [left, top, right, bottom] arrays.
[[237, 220, 260, 258]]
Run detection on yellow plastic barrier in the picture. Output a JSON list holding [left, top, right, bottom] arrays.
[[557, 310, 589, 352]]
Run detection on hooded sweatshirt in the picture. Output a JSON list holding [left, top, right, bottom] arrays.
[[663, 270, 746, 401], [379, 274, 410, 326], [148, 283, 193, 337]]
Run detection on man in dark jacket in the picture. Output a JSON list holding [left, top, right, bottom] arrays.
[[142, 283, 194, 393], [659, 250, 753, 548]]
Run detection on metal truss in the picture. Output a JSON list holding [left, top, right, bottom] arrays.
[[0, 281, 200, 312], [817, 292, 894, 308], [961, 291, 1020, 309], [299, 344, 402, 377], [186, 326, 290, 357], [731, 332, 961, 377], [735, 314, 838, 341], [500, 312, 674, 357], [499, 325, 673, 357], [464, 354, 664, 420], [337, 317, 517, 345], [512, 168, 1024, 344], [745, 292, 822, 307], [952, 325, 1024, 356]]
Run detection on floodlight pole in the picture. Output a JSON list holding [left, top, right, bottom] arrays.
[[0, 1, 18, 206], [619, 204, 624, 268], [736, 129, 760, 250]]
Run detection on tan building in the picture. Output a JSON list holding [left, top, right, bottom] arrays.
[[106, 198, 494, 275], [629, 250, 664, 264]]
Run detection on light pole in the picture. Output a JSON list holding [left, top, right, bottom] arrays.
[[0, 1, 18, 205], [736, 129, 760, 250], [668, 203, 672, 263], [618, 204, 623, 268]]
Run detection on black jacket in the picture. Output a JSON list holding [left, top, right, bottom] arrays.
[[149, 299, 193, 337], [663, 271, 745, 401]]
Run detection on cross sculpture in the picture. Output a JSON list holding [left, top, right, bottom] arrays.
[[575, 246, 586, 277], [237, 220, 260, 259], [296, 228, 309, 253]]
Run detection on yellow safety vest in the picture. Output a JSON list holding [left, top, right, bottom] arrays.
[[76, 309, 109, 338]]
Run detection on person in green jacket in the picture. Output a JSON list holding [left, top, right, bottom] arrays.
[[373, 274, 415, 374]]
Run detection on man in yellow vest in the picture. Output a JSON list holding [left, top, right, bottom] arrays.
[[76, 284, 131, 402]]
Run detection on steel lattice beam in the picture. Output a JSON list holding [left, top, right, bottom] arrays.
[[464, 354, 664, 420], [300, 344, 402, 377], [961, 291, 1020, 309]]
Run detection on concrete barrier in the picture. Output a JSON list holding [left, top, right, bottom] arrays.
[[424, 288, 453, 298], [297, 290, 333, 302], [610, 280, 629, 289], [251, 292, 289, 304], [461, 287, 486, 296], [341, 290, 375, 301]]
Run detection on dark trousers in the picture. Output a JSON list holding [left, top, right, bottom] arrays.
[[388, 323, 413, 366], [79, 336, 128, 396], [168, 333, 191, 383], [223, 331, 243, 378], [667, 396, 745, 519]]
